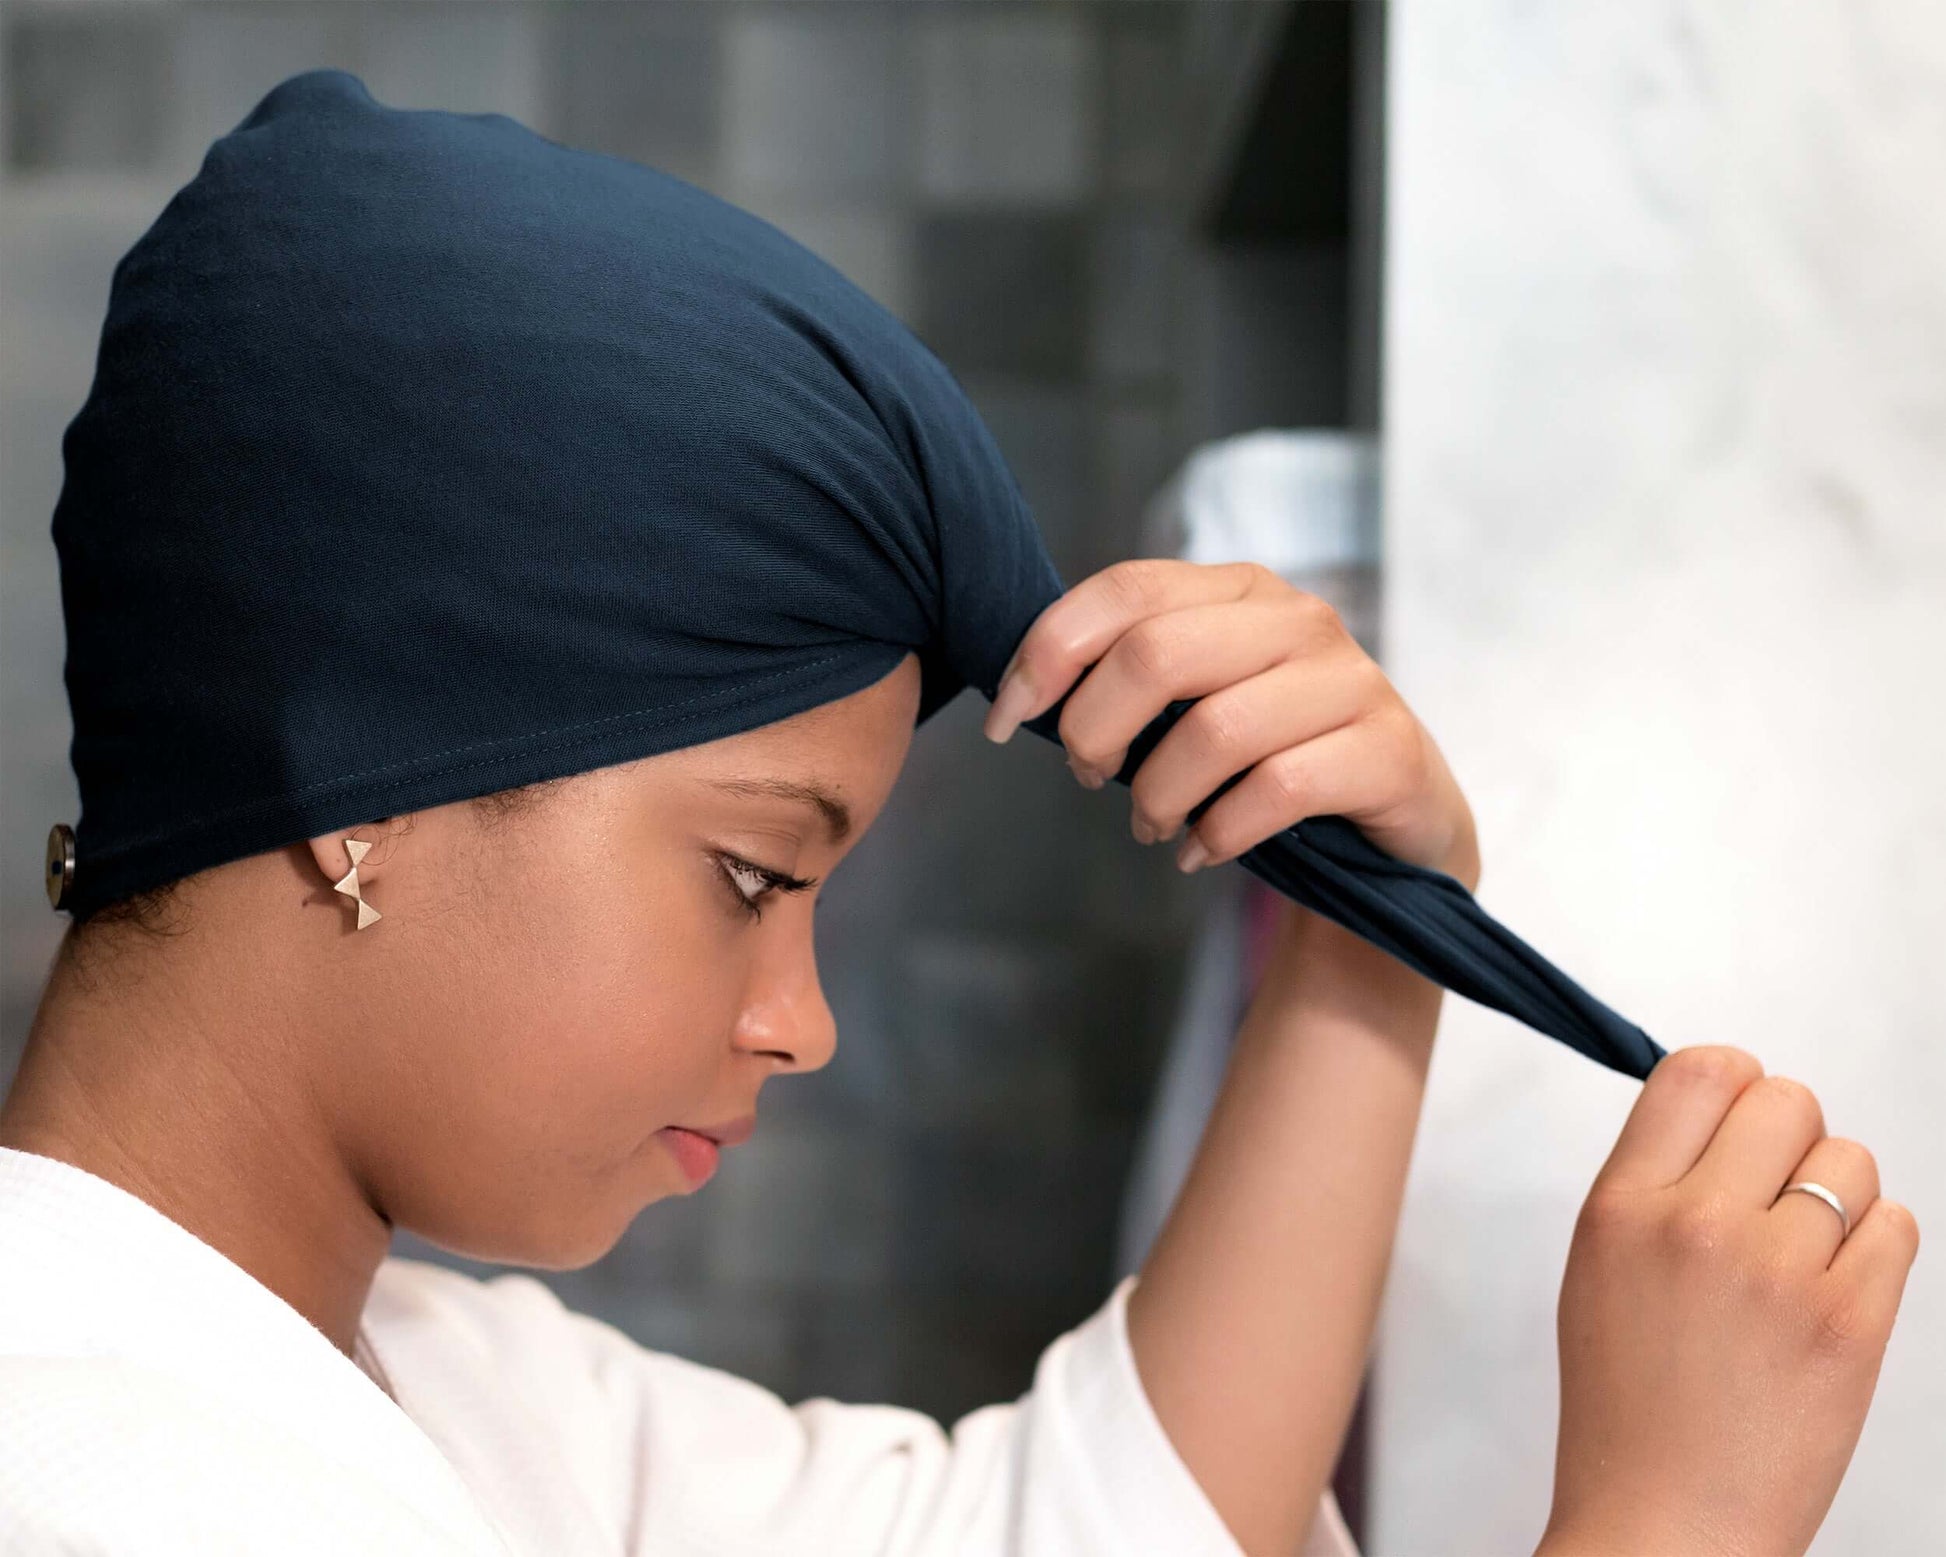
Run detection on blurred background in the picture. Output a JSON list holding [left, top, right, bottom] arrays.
[[3, 2, 1943, 1553]]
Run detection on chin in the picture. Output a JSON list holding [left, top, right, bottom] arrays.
[[403, 1195, 638, 1274]]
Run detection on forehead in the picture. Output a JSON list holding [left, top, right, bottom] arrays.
[[660, 654, 921, 831]]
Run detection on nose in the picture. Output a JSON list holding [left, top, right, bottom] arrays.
[[732, 925, 838, 1075]]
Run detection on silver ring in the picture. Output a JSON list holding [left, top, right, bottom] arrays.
[[1777, 1180, 1850, 1239]]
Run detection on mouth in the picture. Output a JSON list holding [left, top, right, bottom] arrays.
[[655, 1113, 756, 1187]]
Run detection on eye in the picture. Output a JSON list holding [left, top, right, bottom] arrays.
[[713, 852, 818, 923]]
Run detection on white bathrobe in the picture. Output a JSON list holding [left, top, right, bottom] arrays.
[[0, 1147, 1356, 1556]]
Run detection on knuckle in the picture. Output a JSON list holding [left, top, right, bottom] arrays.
[[1353, 651, 1391, 698], [1045, 621, 1098, 671], [1243, 560, 1287, 594], [1809, 1286, 1878, 1354], [1190, 819, 1234, 861], [1877, 1199, 1921, 1257], [1054, 707, 1111, 771], [1758, 1074, 1826, 1135], [1259, 747, 1319, 814], [1104, 557, 1170, 614], [1294, 586, 1343, 627], [1659, 1193, 1733, 1262], [1182, 691, 1247, 760], [1120, 617, 1184, 685], [1126, 772, 1174, 834], [1573, 1185, 1641, 1245], [1822, 1137, 1879, 1196], [1660, 1044, 1759, 1092], [1381, 706, 1430, 784]]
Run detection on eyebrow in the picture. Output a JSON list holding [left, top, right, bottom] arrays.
[[709, 776, 853, 845]]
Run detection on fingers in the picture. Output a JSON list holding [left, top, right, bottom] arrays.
[[1157, 718, 1399, 868], [1826, 1197, 1921, 1339], [1769, 1137, 1880, 1270], [1590, 1045, 1764, 1195], [983, 559, 1270, 744], [1057, 598, 1347, 789], [1118, 652, 1374, 830], [1688, 1073, 1826, 1210]]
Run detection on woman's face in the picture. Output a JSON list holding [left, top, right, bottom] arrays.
[[330, 653, 922, 1268]]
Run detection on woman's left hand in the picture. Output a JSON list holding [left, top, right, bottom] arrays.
[[983, 559, 1482, 893]]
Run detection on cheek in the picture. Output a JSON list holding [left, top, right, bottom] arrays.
[[369, 840, 745, 1256], [477, 863, 739, 1147]]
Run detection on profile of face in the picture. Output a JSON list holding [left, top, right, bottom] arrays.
[[302, 652, 921, 1271]]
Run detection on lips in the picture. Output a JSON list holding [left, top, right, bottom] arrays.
[[681, 1114, 756, 1149], [656, 1113, 756, 1187], [657, 1127, 720, 1187]]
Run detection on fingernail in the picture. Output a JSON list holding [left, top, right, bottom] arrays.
[[984, 663, 1035, 744], [1175, 835, 1209, 874], [1131, 812, 1155, 845]]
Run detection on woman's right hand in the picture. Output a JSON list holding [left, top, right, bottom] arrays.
[[1539, 1045, 1919, 1557]]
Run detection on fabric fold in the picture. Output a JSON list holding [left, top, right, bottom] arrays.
[[1022, 696, 1666, 1080]]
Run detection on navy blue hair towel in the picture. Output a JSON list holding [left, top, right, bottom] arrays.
[[49, 70, 1664, 1081]]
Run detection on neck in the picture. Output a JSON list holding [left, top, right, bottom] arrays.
[[0, 931, 392, 1357]]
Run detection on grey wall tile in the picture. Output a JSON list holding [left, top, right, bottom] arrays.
[[885, 1295, 1075, 1423], [704, 1119, 897, 1292], [0, 402, 78, 997], [877, 689, 1100, 935], [1090, 214, 1182, 390], [355, 3, 543, 128], [915, 211, 1088, 380], [916, 7, 1093, 206], [721, 194, 914, 321], [1062, 938, 1182, 1118], [541, 0, 719, 187], [958, 376, 1090, 570], [5, 8, 172, 174], [1094, 400, 1188, 569], [166, 2, 541, 183], [888, 931, 1084, 1132], [794, 1294, 902, 1402], [1186, 241, 1350, 440], [1102, 0, 1186, 199], [167, 4, 359, 183], [890, 1125, 1133, 1304], [723, 6, 906, 200]]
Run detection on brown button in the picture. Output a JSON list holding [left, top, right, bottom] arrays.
[[45, 822, 75, 911]]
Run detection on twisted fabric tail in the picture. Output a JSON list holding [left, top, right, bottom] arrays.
[[1022, 694, 1666, 1081]]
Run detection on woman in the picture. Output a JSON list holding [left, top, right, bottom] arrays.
[[0, 70, 1915, 1557]]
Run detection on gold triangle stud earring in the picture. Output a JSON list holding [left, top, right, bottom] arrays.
[[332, 837, 383, 930]]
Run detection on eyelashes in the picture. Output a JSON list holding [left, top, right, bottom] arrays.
[[714, 852, 819, 922]]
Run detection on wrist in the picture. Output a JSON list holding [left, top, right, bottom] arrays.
[[1253, 899, 1445, 1054]]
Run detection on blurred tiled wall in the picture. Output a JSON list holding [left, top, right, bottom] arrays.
[[1, 0, 1317, 1422]]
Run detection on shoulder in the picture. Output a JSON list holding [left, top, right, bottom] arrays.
[[366, 1254, 576, 1356], [364, 1255, 790, 1423]]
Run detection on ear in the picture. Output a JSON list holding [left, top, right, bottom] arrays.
[[305, 821, 395, 890]]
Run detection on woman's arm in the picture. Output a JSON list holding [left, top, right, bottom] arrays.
[[983, 556, 1484, 1556], [1125, 893, 1447, 1557]]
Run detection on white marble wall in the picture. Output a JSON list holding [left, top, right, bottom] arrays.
[[1379, 3, 1946, 1551]]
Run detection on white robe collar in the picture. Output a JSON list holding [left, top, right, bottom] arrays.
[[0, 1144, 514, 1553]]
